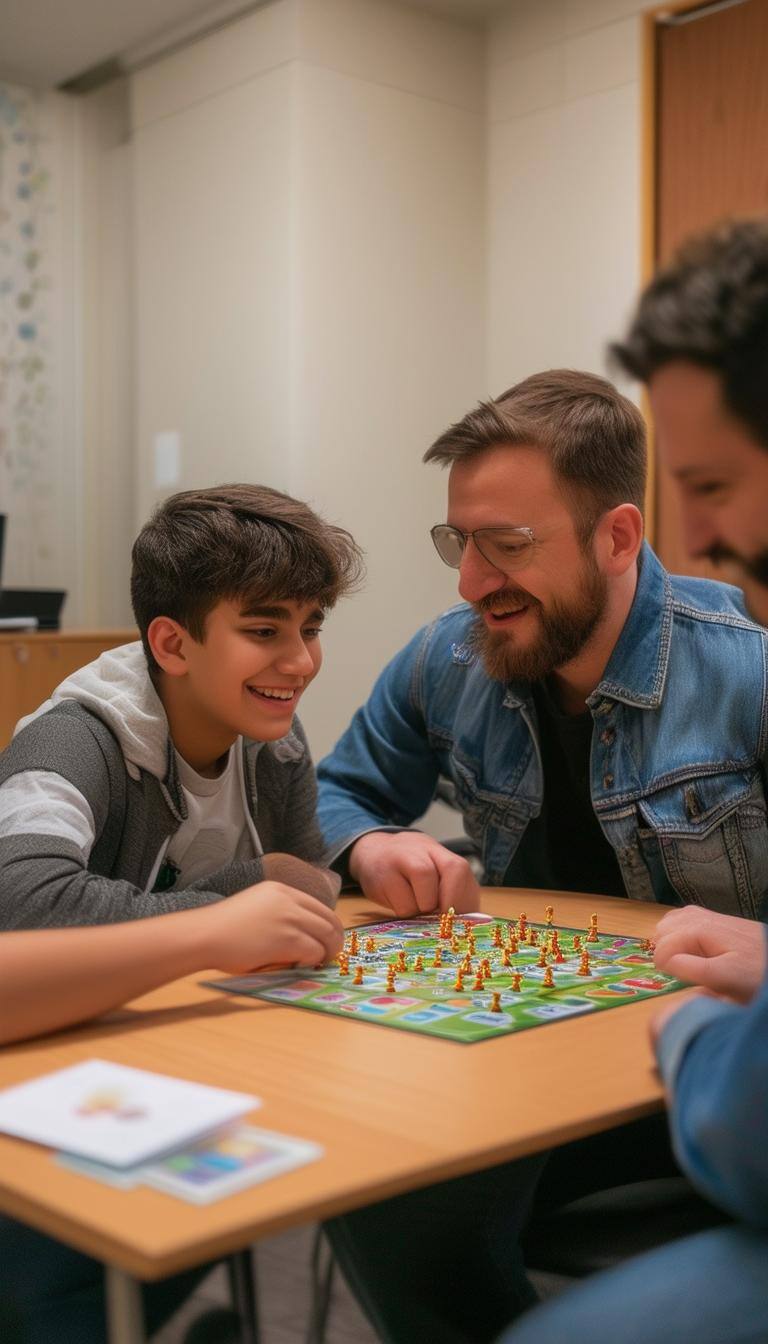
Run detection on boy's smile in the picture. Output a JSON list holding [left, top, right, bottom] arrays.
[[152, 597, 324, 772]]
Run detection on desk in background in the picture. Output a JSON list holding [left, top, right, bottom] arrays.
[[0, 890, 680, 1343], [0, 630, 137, 747]]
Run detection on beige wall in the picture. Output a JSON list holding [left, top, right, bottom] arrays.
[[9, 0, 654, 804], [129, 0, 484, 760], [486, 0, 644, 397]]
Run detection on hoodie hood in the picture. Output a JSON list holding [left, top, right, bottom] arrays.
[[15, 642, 169, 781]]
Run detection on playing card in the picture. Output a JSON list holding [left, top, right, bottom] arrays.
[[141, 1125, 323, 1204]]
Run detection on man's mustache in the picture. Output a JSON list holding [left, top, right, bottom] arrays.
[[476, 586, 540, 614], [703, 544, 768, 587]]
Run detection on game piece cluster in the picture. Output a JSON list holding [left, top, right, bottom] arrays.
[[216, 906, 679, 1043], [338, 906, 604, 1002]]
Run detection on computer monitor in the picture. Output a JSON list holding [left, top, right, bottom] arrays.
[[0, 515, 66, 629]]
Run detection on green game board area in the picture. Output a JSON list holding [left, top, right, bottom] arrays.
[[208, 911, 682, 1043]]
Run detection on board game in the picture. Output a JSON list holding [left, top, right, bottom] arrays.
[[207, 907, 682, 1044]]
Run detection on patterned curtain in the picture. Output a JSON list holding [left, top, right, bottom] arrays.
[[0, 82, 57, 587]]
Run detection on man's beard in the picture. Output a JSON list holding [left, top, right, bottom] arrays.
[[472, 551, 608, 684], [704, 543, 768, 589]]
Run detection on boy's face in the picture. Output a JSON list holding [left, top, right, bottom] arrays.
[[179, 596, 324, 748]]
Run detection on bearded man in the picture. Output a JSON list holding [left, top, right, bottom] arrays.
[[313, 368, 768, 1344], [319, 368, 768, 922]]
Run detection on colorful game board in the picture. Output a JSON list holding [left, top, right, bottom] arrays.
[[207, 910, 682, 1044]]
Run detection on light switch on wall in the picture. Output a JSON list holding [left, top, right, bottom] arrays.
[[154, 431, 181, 489]]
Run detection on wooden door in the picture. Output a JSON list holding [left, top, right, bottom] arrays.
[[653, 0, 768, 577]]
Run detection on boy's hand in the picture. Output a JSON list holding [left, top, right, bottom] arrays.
[[653, 906, 767, 1004], [203, 883, 344, 972], [260, 852, 341, 908], [348, 832, 479, 917]]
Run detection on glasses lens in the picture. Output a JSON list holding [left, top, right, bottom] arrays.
[[431, 525, 465, 568], [474, 528, 534, 570]]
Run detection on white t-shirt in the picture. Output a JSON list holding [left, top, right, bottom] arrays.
[[166, 744, 257, 888]]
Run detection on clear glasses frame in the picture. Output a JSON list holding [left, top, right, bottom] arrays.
[[430, 524, 537, 571]]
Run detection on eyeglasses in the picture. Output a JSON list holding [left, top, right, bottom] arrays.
[[430, 524, 537, 571]]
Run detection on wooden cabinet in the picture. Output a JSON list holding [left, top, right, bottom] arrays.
[[0, 630, 137, 748]]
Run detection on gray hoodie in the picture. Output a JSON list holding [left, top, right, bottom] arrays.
[[0, 643, 324, 928]]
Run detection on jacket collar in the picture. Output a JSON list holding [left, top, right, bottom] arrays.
[[498, 542, 672, 713], [588, 542, 672, 710]]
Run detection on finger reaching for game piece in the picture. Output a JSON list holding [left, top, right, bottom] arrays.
[[347, 831, 480, 917], [206, 882, 344, 971], [653, 906, 768, 1003]]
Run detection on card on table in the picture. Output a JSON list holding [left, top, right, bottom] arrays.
[[56, 1124, 323, 1204], [0, 1059, 258, 1167], [142, 1124, 323, 1203]]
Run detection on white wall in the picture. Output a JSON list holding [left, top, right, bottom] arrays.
[[130, 0, 484, 763], [1, 0, 655, 817], [78, 78, 135, 627], [131, 10, 296, 517], [486, 0, 645, 397], [290, 0, 485, 758]]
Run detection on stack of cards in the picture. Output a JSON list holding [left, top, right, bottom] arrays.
[[0, 1058, 322, 1204], [58, 1125, 323, 1204], [0, 1059, 257, 1166]]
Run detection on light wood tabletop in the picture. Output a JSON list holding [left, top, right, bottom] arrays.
[[0, 889, 681, 1284]]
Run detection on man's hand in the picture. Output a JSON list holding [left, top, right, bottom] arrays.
[[260, 852, 341, 909], [201, 882, 344, 972], [348, 832, 480, 917], [653, 906, 767, 1004]]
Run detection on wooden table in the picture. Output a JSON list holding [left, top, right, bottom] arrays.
[[0, 890, 682, 1342], [0, 629, 137, 747]]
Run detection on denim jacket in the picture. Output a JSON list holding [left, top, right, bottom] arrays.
[[655, 930, 768, 1225], [318, 545, 768, 917]]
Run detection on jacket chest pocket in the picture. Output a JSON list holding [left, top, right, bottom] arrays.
[[448, 755, 530, 876], [637, 771, 768, 919]]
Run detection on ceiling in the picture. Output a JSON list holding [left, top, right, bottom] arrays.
[[0, 0, 503, 90]]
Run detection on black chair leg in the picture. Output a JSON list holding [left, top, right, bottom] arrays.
[[227, 1248, 261, 1344], [306, 1226, 335, 1344]]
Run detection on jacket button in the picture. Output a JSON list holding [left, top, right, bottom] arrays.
[[600, 728, 615, 745], [603, 773, 614, 789], [684, 785, 701, 819]]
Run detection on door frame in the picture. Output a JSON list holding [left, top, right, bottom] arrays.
[[639, 0, 734, 543]]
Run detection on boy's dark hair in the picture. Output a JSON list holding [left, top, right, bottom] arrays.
[[611, 217, 768, 450], [131, 484, 364, 671], [423, 369, 646, 542]]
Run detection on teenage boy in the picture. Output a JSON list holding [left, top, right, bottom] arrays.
[[497, 218, 768, 1344], [0, 481, 360, 1344], [0, 483, 363, 930], [316, 369, 768, 1342]]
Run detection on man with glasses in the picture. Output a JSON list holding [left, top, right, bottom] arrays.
[[319, 367, 768, 923], [315, 367, 768, 1343]]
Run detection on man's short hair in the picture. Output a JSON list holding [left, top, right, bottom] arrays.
[[424, 369, 646, 541], [131, 483, 364, 671], [611, 217, 768, 450]]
